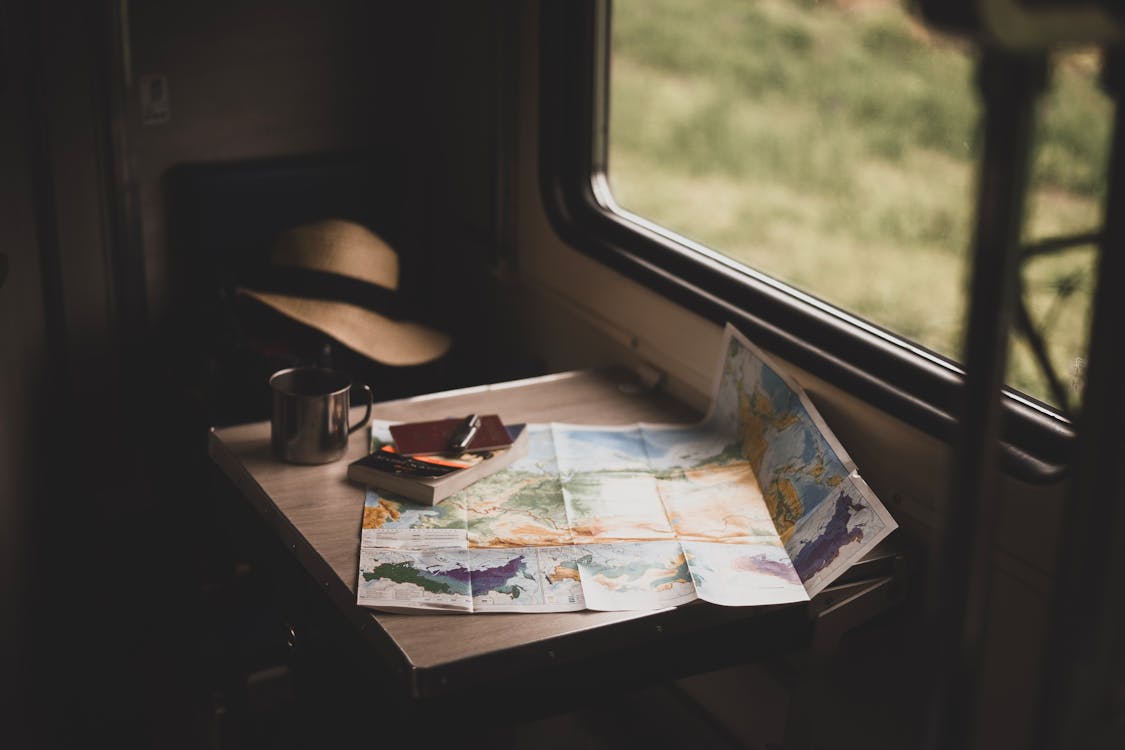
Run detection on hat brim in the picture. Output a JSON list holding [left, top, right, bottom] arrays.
[[239, 289, 451, 367]]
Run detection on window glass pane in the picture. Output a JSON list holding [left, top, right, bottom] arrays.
[[608, 0, 1110, 411]]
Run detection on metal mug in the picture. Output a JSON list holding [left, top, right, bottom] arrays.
[[269, 367, 373, 464]]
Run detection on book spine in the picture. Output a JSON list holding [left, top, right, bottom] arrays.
[[346, 466, 437, 504]]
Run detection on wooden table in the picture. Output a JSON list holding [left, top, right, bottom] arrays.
[[208, 369, 905, 704]]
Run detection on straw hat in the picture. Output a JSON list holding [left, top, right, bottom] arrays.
[[238, 219, 451, 366]]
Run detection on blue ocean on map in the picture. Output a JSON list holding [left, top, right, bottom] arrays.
[[552, 426, 649, 472], [752, 363, 852, 522], [639, 425, 733, 470], [763, 429, 843, 520], [513, 426, 561, 475]]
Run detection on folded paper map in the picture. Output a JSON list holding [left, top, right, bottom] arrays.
[[355, 324, 897, 613]]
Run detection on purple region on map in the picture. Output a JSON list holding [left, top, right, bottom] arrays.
[[793, 493, 864, 581], [470, 555, 529, 597], [732, 553, 802, 584], [439, 564, 473, 585]]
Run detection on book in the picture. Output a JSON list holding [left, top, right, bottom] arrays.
[[389, 414, 514, 456], [347, 423, 528, 504]]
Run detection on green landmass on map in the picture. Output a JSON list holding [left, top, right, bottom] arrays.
[[361, 561, 456, 595], [466, 473, 572, 547]]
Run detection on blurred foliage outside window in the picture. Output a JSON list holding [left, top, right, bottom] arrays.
[[608, 0, 1111, 411]]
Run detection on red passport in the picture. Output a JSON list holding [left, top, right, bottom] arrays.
[[389, 415, 514, 456]]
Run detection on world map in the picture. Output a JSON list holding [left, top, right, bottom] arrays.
[[356, 324, 896, 613]]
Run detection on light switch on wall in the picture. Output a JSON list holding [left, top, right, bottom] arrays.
[[140, 73, 170, 125]]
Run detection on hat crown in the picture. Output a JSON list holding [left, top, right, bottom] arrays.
[[272, 219, 399, 291], [239, 218, 449, 366]]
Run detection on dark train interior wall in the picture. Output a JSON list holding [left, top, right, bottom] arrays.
[[1, 1, 525, 745], [1, 1, 50, 739], [130, 1, 507, 320]]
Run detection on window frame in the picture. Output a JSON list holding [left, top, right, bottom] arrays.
[[537, 0, 1073, 482]]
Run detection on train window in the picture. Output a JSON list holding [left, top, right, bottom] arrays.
[[539, 0, 1111, 473], [605, 0, 1110, 413]]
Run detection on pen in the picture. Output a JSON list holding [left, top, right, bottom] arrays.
[[447, 413, 481, 453], [365, 451, 458, 477]]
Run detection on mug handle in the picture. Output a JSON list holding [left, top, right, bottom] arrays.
[[348, 383, 373, 435]]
